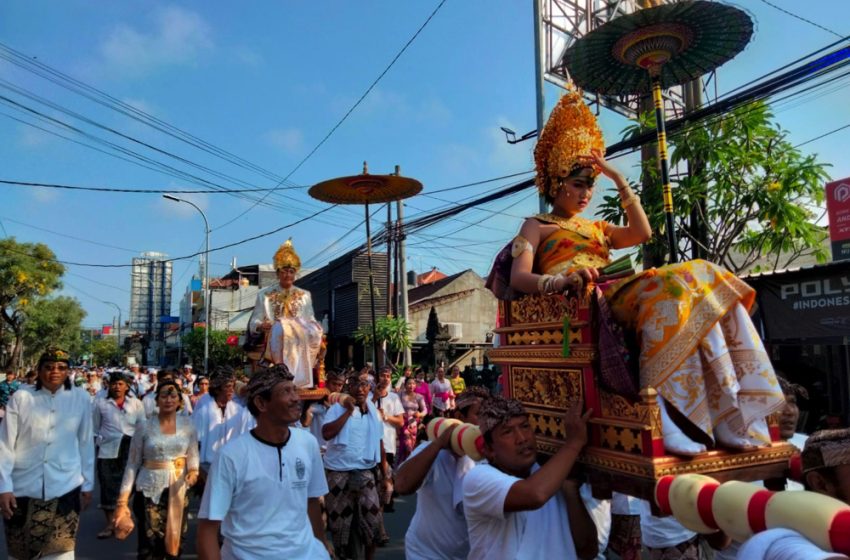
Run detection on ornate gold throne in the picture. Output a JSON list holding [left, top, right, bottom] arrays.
[[488, 291, 796, 503]]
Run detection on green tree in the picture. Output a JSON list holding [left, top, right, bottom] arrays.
[[89, 337, 124, 366], [353, 316, 412, 372], [22, 296, 87, 364], [0, 238, 65, 368], [181, 328, 242, 372], [598, 101, 830, 272]]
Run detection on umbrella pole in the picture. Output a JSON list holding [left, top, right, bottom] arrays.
[[364, 203, 379, 367], [651, 74, 679, 264]]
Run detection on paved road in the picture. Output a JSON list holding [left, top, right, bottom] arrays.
[[0, 485, 414, 559]]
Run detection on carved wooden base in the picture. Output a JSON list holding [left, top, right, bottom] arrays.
[[491, 291, 793, 501]]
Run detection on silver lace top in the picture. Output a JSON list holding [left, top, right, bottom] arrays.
[[119, 416, 199, 499]]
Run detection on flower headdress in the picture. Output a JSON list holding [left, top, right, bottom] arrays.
[[273, 238, 301, 272], [534, 84, 605, 199]]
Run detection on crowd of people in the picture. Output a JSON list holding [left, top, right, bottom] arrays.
[[2, 347, 849, 560]]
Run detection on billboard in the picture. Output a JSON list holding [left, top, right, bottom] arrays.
[[748, 262, 850, 343], [826, 177, 850, 261]]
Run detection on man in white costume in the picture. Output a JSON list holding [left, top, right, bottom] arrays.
[[248, 239, 323, 389]]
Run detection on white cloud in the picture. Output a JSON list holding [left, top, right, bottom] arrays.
[[98, 6, 213, 77], [17, 124, 53, 148], [265, 128, 304, 155], [156, 190, 210, 220]]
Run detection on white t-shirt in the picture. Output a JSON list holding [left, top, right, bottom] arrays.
[[463, 462, 579, 560], [375, 390, 403, 456], [639, 499, 695, 548], [323, 403, 383, 471], [579, 483, 611, 560], [404, 442, 475, 560], [199, 429, 329, 559]]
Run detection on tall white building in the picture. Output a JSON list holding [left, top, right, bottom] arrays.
[[129, 252, 173, 350]]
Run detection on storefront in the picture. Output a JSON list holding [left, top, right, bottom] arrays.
[[744, 260, 850, 432]]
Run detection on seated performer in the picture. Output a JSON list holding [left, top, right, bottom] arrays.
[[505, 86, 785, 455], [462, 396, 597, 560], [248, 239, 323, 388]]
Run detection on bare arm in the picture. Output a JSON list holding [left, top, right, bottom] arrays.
[[589, 149, 651, 249], [562, 480, 598, 560], [197, 519, 222, 560], [395, 427, 453, 495], [503, 409, 591, 513], [509, 218, 545, 294], [321, 404, 353, 441]]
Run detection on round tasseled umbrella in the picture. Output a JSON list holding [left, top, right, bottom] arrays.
[[309, 163, 422, 365], [563, 0, 753, 262]]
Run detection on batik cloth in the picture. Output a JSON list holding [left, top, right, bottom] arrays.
[[325, 468, 383, 556], [607, 513, 642, 560], [97, 435, 132, 510], [534, 214, 785, 441], [4, 487, 81, 560], [646, 535, 706, 560], [133, 488, 188, 560]]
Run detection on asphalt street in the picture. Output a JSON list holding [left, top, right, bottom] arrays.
[[0, 484, 414, 559]]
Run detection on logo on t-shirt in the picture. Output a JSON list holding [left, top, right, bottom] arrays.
[[295, 457, 306, 480]]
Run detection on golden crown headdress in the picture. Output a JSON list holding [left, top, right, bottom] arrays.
[[273, 239, 301, 271], [534, 83, 605, 198]]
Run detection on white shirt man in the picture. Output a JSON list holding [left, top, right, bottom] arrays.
[[93, 393, 145, 458], [402, 441, 476, 559], [193, 398, 244, 470], [374, 387, 404, 460], [198, 365, 331, 559]]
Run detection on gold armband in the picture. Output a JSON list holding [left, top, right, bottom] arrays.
[[511, 235, 534, 258]]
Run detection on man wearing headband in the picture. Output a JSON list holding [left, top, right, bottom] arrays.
[[462, 396, 597, 560], [302, 368, 346, 452], [198, 364, 332, 559], [193, 367, 244, 478], [0, 348, 95, 559], [802, 427, 850, 505], [92, 370, 145, 539], [322, 373, 389, 560], [395, 387, 490, 560]]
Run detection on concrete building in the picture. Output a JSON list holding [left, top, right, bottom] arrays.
[[128, 252, 172, 364], [408, 269, 497, 368]]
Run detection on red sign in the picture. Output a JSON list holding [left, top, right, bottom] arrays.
[[226, 335, 239, 347], [102, 325, 112, 335], [826, 177, 850, 261]]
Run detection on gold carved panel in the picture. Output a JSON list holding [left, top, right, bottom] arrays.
[[599, 389, 641, 422], [510, 293, 578, 324], [598, 424, 643, 455], [527, 408, 567, 440], [510, 366, 583, 410]]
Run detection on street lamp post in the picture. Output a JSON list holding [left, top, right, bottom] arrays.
[[103, 301, 122, 358], [163, 195, 210, 375]]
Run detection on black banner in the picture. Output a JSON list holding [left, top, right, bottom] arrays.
[[746, 261, 850, 343]]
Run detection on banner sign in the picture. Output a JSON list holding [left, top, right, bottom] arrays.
[[747, 262, 850, 342], [826, 177, 850, 261]]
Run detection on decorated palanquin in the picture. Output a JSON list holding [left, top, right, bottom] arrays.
[[245, 334, 327, 400], [489, 290, 798, 504]]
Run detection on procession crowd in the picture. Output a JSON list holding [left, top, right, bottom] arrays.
[[2, 347, 850, 560]]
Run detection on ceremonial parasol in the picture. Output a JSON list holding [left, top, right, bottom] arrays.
[[309, 163, 422, 366], [563, 0, 753, 263]]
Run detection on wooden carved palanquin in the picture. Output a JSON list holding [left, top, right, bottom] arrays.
[[489, 291, 796, 504]]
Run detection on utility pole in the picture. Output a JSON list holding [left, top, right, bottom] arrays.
[[396, 197, 412, 367], [533, 0, 547, 213], [685, 78, 707, 260]]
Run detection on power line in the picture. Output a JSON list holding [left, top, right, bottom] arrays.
[[757, 0, 844, 39], [0, 215, 144, 254], [0, 205, 337, 268], [215, 0, 449, 229], [0, 179, 300, 194], [794, 122, 850, 148]]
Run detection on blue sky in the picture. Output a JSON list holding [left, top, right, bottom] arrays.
[[1, 0, 848, 328]]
